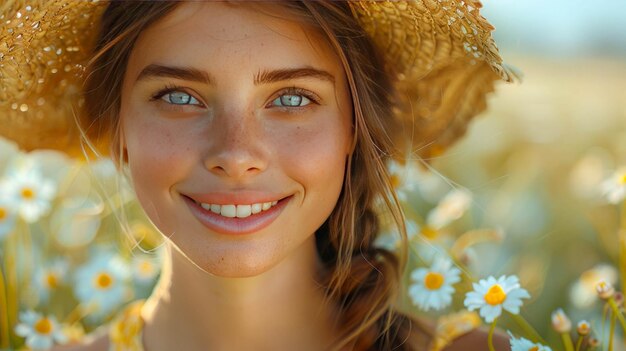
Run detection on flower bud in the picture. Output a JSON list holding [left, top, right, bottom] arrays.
[[588, 337, 600, 348], [596, 280, 615, 300], [576, 320, 591, 336], [551, 308, 572, 333]]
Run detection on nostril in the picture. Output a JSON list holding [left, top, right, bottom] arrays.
[[206, 161, 263, 178], [203, 144, 268, 178]]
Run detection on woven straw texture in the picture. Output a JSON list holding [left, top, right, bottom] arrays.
[[349, 0, 515, 158], [0, 0, 107, 158], [0, 0, 515, 159]]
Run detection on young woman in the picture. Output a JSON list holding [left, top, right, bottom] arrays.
[[2, 1, 514, 350]]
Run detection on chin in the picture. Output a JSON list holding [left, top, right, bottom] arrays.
[[171, 238, 288, 278]]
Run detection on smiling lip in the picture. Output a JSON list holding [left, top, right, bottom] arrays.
[[182, 194, 291, 235]]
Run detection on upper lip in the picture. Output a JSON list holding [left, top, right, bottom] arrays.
[[182, 191, 289, 205]]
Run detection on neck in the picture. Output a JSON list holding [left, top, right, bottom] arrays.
[[141, 236, 338, 351]]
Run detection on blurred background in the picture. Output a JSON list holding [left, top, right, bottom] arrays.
[[417, 0, 626, 343], [1, 0, 625, 349]]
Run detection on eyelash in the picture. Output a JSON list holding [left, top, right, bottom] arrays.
[[149, 84, 320, 112]]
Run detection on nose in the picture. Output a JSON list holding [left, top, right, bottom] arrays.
[[203, 109, 268, 179]]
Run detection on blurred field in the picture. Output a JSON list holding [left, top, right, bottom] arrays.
[[428, 54, 626, 339]]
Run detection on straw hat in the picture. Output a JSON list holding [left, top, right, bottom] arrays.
[[0, 0, 516, 160]]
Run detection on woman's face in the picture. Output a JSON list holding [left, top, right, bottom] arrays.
[[120, 2, 352, 277]]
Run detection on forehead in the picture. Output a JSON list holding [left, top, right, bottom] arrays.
[[126, 2, 342, 83]]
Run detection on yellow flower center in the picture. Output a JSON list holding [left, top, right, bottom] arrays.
[[139, 261, 153, 275], [420, 226, 438, 239], [94, 272, 114, 290], [21, 187, 35, 200], [424, 272, 444, 290], [34, 318, 52, 335], [0, 208, 6, 220], [529, 347, 539, 351], [484, 284, 507, 305], [620, 174, 626, 185], [46, 273, 59, 289]]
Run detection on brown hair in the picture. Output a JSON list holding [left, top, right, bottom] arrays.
[[81, 1, 424, 350]]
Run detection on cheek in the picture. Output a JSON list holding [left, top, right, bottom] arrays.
[[277, 118, 349, 201], [121, 107, 195, 223]]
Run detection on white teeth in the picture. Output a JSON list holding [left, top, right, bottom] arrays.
[[236, 205, 252, 218], [197, 200, 281, 217], [220, 204, 237, 218]]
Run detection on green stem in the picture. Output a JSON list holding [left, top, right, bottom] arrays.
[[64, 303, 89, 325], [608, 297, 626, 334], [575, 336, 583, 351], [621, 200, 626, 232], [510, 314, 547, 345], [609, 310, 616, 351], [562, 332, 575, 351], [618, 200, 626, 292], [488, 319, 497, 351], [602, 304, 609, 345], [6, 228, 19, 348], [0, 261, 10, 350]]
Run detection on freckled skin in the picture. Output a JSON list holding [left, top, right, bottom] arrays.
[[120, 2, 353, 278]]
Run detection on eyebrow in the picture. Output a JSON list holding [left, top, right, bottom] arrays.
[[135, 64, 335, 85], [136, 64, 213, 84]]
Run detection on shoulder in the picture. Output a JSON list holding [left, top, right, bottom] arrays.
[[442, 327, 510, 351], [50, 329, 110, 351]]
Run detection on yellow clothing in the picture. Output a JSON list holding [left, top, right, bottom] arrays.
[[108, 300, 145, 351]]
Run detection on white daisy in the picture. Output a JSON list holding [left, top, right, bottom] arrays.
[[577, 320, 591, 336], [131, 253, 161, 285], [569, 264, 617, 308], [386, 159, 419, 201], [596, 280, 615, 300], [33, 259, 69, 304], [426, 188, 473, 229], [1, 158, 56, 223], [464, 275, 530, 323], [551, 308, 572, 333], [408, 257, 461, 311], [508, 331, 552, 351], [50, 197, 103, 248], [74, 252, 131, 319], [385, 157, 450, 204], [14, 310, 67, 350], [412, 165, 449, 204], [600, 166, 626, 204], [0, 195, 17, 241]]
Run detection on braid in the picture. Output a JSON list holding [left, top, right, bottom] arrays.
[[318, 142, 422, 351], [298, 2, 431, 348]]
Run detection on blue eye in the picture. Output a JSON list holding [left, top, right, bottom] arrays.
[[160, 91, 200, 105], [271, 94, 311, 107]]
